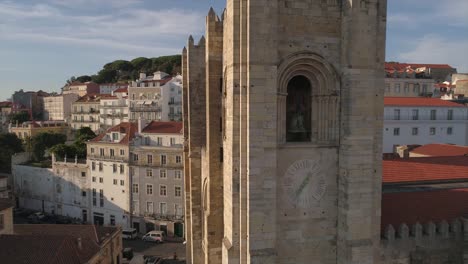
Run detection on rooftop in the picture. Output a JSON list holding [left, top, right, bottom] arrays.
[[90, 122, 138, 145], [142, 121, 183, 134], [75, 94, 102, 103], [385, 62, 454, 70], [411, 144, 468, 157], [0, 224, 119, 264], [383, 156, 468, 184], [384, 97, 465, 107]]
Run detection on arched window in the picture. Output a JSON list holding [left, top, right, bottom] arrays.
[[286, 76, 311, 142]]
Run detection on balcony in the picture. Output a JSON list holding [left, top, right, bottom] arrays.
[[100, 113, 128, 119], [72, 109, 99, 114], [87, 154, 128, 162], [72, 120, 100, 123], [140, 213, 185, 221], [168, 101, 182, 106], [130, 106, 162, 112]]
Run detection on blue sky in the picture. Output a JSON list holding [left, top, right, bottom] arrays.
[[0, 0, 467, 101]]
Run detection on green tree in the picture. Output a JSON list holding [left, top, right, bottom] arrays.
[[0, 133, 24, 173], [75, 75, 92, 83], [31, 132, 67, 161], [49, 144, 77, 160], [10, 111, 30, 124]]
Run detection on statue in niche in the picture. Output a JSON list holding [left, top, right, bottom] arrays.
[[286, 76, 311, 142]]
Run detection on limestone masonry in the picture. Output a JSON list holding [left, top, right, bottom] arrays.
[[183, 1, 386, 263]]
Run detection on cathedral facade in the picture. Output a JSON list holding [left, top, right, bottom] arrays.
[[183, 1, 387, 263]]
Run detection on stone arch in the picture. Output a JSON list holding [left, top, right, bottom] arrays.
[[277, 52, 340, 144]]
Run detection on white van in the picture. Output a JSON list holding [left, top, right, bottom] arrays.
[[122, 228, 138, 240], [142, 230, 165, 243]]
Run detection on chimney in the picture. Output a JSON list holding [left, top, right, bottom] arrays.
[[139, 72, 146, 80], [77, 237, 82, 250]]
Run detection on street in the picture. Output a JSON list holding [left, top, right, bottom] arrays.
[[123, 239, 186, 264]]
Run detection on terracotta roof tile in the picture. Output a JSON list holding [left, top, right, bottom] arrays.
[[382, 188, 468, 231], [75, 94, 102, 103], [142, 121, 183, 134], [411, 144, 468, 157], [383, 156, 468, 184], [0, 235, 82, 264], [9, 224, 118, 263], [385, 62, 454, 70], [90, 122, 138, 145], [113, 87, 128, 93], [384, 97, 465, 107]]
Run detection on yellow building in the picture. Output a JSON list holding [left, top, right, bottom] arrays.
[[9, 121, 69, 140]]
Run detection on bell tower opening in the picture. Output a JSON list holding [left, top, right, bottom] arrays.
[[286, 75, 311, 142]]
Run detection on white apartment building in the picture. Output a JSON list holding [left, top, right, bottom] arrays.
[[86, 122, 137, 227], [43, 94, 79, 121], [383, 97, 468, 153], [384, 78, 435, 97], [13, 156, 89, 220], [128, 72, 183, 122], [71, 94, 101, 133], [100, 91, 129, 131], [129, 121, 184, 236], [99, 83, 128, 95]]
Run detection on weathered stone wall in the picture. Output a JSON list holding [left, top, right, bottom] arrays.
[[380, 220, 465, 264], [201, 8, 224, 264], [184, 1, 387, 263], [185, 35, 207, 264]]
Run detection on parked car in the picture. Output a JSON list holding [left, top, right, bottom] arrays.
[[142, 231, 165, 243], [122, 228, 138, 240], [144, 256, 161, 264], [27, 212, 45, 221]]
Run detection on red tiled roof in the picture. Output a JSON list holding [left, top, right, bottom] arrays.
[[11, 224, 118, 263], [382, 188, 468, 230], [142, 121, 183, 134], [90, 122, 138, 145], [75, 94, 102, 103], [383, 156, 468, 184], [385, 62, 454, 70], [0, 235, 82, 264], [384, 97, 465, 107], [411, 144, 468, 157], [114, 87, 128, 93]]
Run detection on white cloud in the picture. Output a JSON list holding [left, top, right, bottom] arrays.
[[397, 34, 468, 73], [47, 0, 143, 9], [0, 1, 204, 54]]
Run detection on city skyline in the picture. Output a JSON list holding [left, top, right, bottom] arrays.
[[0, 0, 467, 101]]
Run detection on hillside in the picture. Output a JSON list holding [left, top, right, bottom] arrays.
[[67, 55, 181, 85]]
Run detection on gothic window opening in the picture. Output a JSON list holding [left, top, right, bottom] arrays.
[[286, 76, 311, 142]]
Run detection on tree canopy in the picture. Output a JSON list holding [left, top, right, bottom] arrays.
[[0, 133, 24, 173], [31, 132, 67, 161], [61, 55, 181, 85], [10, 111, 30, 124], [50, 127, 96, 160]]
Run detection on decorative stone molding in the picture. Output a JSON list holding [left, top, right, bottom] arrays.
[[276, 52, 340, 145]]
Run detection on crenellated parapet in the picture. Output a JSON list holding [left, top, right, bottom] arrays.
[[381, 218, 465, 264], [383, 219, 463, 244]]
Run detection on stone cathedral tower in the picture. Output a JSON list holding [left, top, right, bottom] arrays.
[[183, 0, 387, 263]]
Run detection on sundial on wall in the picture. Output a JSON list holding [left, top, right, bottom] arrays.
[[284, 159, 327, 208]]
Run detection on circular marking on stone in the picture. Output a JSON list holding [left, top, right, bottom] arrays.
[[284, 159, 327, 208]]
